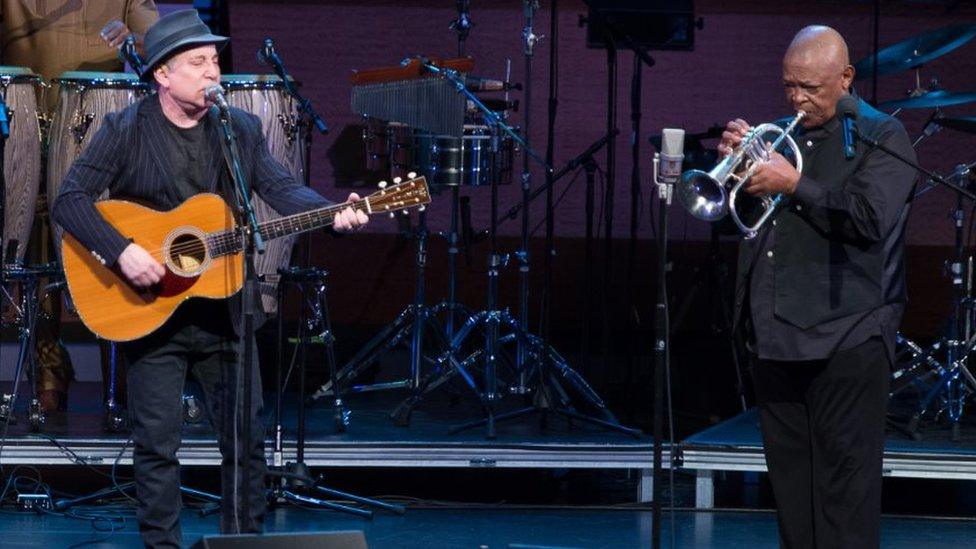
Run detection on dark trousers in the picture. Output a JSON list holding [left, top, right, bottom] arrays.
[[122, 302, 266, 548], [751, 337, 889, 549]]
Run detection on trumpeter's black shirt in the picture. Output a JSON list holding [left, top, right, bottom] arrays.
[[739, 99, 917, 362]]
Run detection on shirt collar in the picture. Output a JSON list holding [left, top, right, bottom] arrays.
[[801, 115, 840, 140]]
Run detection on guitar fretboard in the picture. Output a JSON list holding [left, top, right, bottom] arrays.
[[205, 199, 369, 257]]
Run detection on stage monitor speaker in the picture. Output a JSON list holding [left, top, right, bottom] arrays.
[[191, 530, 368, 549], [586, 0, 698, 51]]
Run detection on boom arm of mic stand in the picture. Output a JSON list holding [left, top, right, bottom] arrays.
[[498, 129, 620, 224], [424, 62, 552, 174], [267, 55, 328, 135], [854, 129, 976, 202]]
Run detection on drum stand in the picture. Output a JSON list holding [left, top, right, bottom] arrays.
[[310, 204, 454, 410], [0, 266, 61, 432], [269, 267, 404, 517], [102, 342, 126, 432], [894, 167, 976, 440]]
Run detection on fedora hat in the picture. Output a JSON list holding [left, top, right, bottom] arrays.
[[141, 9, 228, 81]]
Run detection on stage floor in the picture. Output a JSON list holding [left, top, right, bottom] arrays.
[[0, 382, 655, 502], [2, 506, 973, 548]]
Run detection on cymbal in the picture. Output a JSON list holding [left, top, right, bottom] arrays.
[[876, 90, 976, 110], [937, 116, 976, 134], [854, 24, 976, 79]]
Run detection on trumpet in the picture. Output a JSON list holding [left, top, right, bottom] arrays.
[[677, 111, 805, 239]]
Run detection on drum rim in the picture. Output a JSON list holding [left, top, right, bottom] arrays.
[[221, 73, 300, 89], [0, 71, 42, 83], [53, 72, 150, 89]]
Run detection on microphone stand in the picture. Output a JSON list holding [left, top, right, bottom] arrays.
[[650, 147, 680, 549], [511, 0, 540, 395], [258, 38, 328, 269], [214, 102, 265, 530], [0, 90, 7, 420], [580, 0, 656, 375], [260, 39, 328, 135], [119, 35, 146, 76]]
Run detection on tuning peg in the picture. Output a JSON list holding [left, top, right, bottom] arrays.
[[377, 180, 387, 189], [393, 176, 402, 184], [407, 171, 417, 179], [389, 212, 396, 218]]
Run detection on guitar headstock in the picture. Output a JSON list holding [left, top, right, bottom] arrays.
[[367, 174, 431, 215]]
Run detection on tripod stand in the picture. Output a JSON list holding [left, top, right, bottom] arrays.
[[311, 202, 453, 406], [895, 166, 976, 440], [0, 264, 62, 432], [270, 266, 404, 517]]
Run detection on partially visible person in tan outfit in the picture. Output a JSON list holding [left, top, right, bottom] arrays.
[[1, 0, 158, 412]]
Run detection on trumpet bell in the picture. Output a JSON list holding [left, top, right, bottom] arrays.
[[678, 169, 728, 222]]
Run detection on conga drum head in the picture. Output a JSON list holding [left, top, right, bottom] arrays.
[[0, 67, 42, 263]]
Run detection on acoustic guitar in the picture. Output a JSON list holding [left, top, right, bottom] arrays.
[[61, 176, 430, 341]]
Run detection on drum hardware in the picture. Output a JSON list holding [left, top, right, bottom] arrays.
[[393, 57, 633, 439], [277, 112, 300, 145], [333, 55, 479, 411], [884, 159, 976, 440], [0, 263, 64, 432], [69, 110, 95, 144]]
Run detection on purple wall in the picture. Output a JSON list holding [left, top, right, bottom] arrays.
[[226, 1, 976, 247]]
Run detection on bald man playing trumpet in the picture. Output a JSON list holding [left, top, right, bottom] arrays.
[[718, 26, 917, 548]]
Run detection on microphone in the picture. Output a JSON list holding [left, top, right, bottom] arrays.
[[118, 34, 145, 75], [256, 38, 283, 68], [837, 94, 858, 160], [205, 84, 230, 113], [464, 76, 521, 92], [658, 128, 686, 184]]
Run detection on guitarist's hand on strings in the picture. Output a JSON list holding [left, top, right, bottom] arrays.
[[333, 193, 369, 233], [118, 243, 166, 288]]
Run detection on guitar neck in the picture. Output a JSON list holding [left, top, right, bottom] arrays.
[[207, 199, 369, 257], [258, 199, 369, 241], [205, 176, 429, 257]]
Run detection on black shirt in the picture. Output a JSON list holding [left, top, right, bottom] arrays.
[[744, 100, 916, 362], [146, 96, 213, 202]]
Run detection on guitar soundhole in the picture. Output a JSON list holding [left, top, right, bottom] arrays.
[[164, 229, 211, 277]]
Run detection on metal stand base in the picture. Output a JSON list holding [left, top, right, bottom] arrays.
[[267, 462, 405, 519]]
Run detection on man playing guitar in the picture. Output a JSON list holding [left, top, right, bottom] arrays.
[[51, 10, 368, 548]]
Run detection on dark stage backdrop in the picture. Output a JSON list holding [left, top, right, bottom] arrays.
[[223, 0, 976, 247], [211, 1, 976, 341]]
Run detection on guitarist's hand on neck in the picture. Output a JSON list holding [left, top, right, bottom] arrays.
[[118, 243, 166, 288], [333, 193, 369, 233]]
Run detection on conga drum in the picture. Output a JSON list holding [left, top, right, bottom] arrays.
[[0, 67, 42, 263], [221, 74, 308, 314], [46, 71, 149, 253]]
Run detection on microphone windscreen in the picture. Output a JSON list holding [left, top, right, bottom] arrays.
[[836, 94, 859, 118], [662, 128, 686, 158]]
